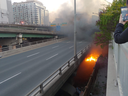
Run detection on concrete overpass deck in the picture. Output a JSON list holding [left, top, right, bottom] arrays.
[[0, 40, 89, 96], [0, 28, 56, 35], [0, 24, 53, 31]]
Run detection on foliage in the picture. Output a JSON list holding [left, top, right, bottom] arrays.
[[94, 0, 128, 48], [94, 31, 112, 48]]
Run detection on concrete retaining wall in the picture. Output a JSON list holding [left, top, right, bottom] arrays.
[[0, 39, 65, 58]]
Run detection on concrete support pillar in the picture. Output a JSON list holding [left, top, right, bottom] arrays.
[[17, 33, 23, 45]]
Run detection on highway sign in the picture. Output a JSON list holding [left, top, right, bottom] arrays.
[[56, 26, 61, 31]]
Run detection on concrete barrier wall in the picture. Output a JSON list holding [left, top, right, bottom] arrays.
[[0, 39, 65, 58], [113, 40, 128, 96]]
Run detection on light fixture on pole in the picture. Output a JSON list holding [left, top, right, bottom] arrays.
[[74, 0, 77, 56]]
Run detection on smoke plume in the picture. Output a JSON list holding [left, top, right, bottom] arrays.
[[50, 0, 107, 41]]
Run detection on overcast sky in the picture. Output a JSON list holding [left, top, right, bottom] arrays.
[[11, 0, 113, 12]]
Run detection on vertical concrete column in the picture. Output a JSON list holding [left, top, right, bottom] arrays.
[[17, 33, 23, 45]]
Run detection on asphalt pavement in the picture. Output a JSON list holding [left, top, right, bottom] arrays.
[[0, 40, 89, 96]]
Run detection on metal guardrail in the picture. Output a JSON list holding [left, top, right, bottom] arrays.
[[25, 45, 90, 96], [113, 40, 128, 96]]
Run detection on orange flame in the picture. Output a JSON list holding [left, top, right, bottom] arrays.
[[86, 55, 98, 62], [86, 56, 96, 61], [74, 44, 108, 86]]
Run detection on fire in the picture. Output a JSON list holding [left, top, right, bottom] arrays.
[[74, 44, 108, 86], [86, 56, 98, 62], [86, 56, 96, 61]]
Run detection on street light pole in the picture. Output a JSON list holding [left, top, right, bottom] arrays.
[[74, 0, 77, 56]]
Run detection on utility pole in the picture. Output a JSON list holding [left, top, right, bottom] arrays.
[[74, 0, 77, 56]]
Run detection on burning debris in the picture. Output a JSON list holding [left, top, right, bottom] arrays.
[[73, 44, 108, 87], [86, 55, 98, 62], [55, 44, 108, 96]]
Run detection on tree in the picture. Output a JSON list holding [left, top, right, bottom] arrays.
[[94, 0, 128, 48]]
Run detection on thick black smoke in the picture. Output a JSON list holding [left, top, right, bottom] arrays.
[[51, 0, 107, 41]]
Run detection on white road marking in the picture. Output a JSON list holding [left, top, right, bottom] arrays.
[[46, 54, 58, 60], [27, 52, 40, 57], [79, 42, 82, 43], [69, 46, 73, 49], [0, 72, 21, 84], [52, 46, 59, 49]]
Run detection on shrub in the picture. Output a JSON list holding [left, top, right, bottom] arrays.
[[94, 0, 128, 48]]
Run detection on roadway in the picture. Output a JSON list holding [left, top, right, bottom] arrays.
[[0, 40, 89, 96]]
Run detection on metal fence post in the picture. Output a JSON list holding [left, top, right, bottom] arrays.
[[59, 68, 62, 75], [68, 61, 70, 67], [74, 55, 78, 61], [40, 84, 44, 95]]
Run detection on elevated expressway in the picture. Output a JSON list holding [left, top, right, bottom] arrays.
[[0, 40, 89, 96], [0, 24, 59, 38], [0, 24, 63, 48]]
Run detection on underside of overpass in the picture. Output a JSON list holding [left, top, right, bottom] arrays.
[[0, 33, 55, 45]]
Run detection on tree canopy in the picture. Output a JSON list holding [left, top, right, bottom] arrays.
[[94, 0, 128, 48]]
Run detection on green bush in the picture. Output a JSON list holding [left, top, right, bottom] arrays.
[[94, 0, 128, 48]]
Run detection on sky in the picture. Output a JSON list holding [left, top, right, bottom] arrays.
[[11, 0, 113, 12]]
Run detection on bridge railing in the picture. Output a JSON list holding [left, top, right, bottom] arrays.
[[113, 40, 128, 96], [25, 45, 90, 96]]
